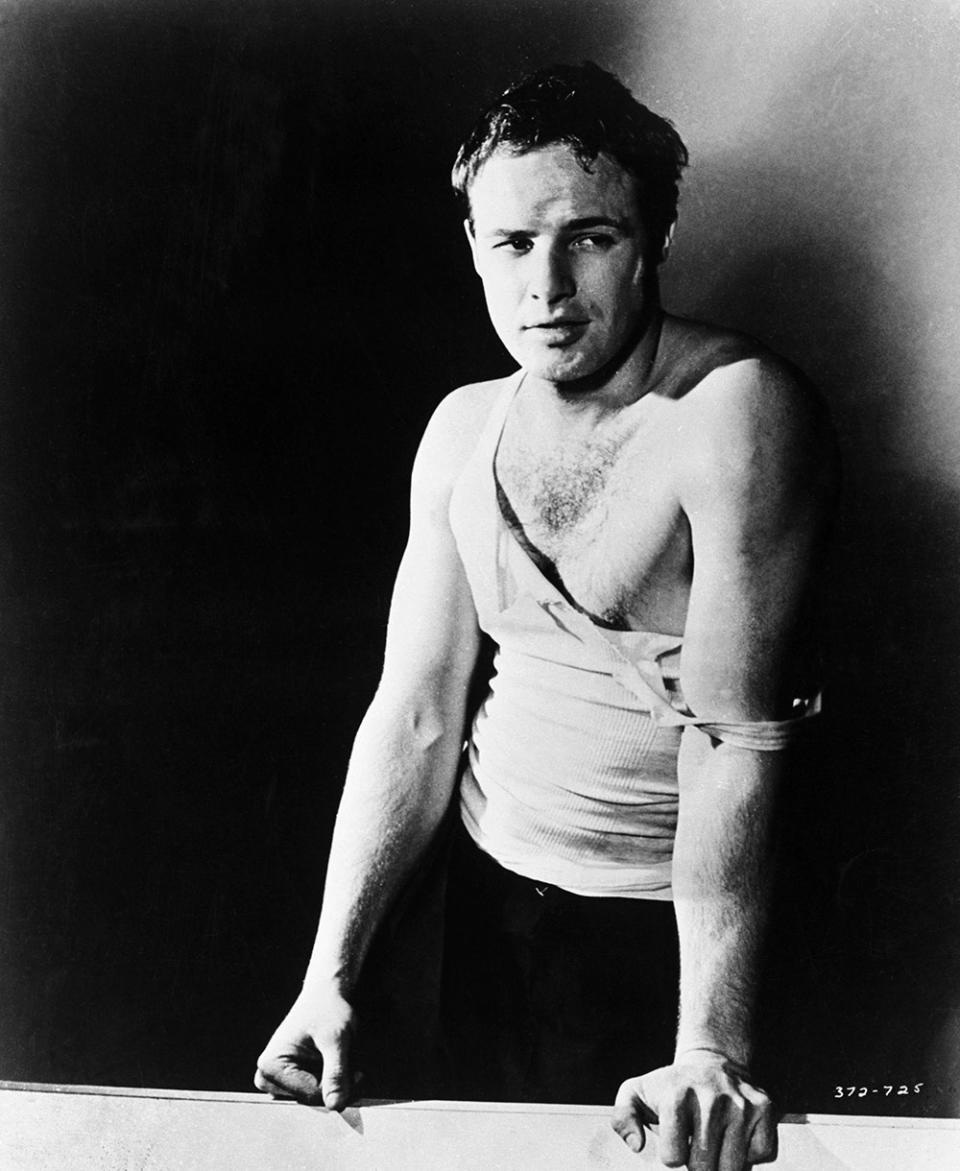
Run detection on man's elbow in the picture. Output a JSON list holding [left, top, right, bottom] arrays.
[[368, 676, 469, 753]]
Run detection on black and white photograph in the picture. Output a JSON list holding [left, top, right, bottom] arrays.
[[0, 0, 958, 1166]]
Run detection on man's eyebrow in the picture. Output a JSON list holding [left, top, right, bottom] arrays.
[[481, 216, 635, 237], [564, 215, 634, 233]]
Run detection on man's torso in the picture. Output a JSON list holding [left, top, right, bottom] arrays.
[[441, 314, 781, 898], [490, 314, 763, 637]]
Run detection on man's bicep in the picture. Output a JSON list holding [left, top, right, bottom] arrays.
[[681, 517, 818, 721], [377, 412, 481, 707], [678, 370, 835, 721], [379, 509, 480, 699]]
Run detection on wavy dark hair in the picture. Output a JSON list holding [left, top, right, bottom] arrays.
[[451, 62, 688, 258]]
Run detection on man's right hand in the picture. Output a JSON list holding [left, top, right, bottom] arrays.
[[254, 989, 356, 1110]]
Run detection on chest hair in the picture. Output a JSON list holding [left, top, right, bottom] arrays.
[[499, 430, 631, 555]]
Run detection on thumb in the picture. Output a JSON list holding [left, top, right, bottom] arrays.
[[612, 1075, 659, 1154], [319, 1026, 353, 1111]]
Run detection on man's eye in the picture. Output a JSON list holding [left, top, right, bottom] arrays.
[[494, 237, 532, 253], [571, 234, 616, 251]]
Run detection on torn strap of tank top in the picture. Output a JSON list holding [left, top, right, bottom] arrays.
[[539, 599, 820, 752]]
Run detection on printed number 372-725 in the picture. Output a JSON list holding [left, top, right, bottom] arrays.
[[833, 1084, 924, 1098]]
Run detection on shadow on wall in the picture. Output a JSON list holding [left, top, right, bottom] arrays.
[[664, 115, 960, 1113]]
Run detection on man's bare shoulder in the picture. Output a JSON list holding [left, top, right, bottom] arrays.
[[412, 374, 515, 503], [687, 351, 826, 436], [666, 324, 839, 514]]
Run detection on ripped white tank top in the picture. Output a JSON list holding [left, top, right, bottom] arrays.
[[448, 371, 818, 900]]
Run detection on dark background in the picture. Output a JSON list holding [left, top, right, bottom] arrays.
[[1, 0, 958, 1116]]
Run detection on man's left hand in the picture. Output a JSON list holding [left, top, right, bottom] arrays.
[[611, 1052, 778, 1170]]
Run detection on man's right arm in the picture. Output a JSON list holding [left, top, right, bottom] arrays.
[[255, 387, 486, 1109]]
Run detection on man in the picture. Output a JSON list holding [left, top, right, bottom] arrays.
[[256, 63, 837, 1170]]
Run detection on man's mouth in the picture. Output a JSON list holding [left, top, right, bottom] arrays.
[[526, 318, 588, 328], [524, 319, 589, 342]]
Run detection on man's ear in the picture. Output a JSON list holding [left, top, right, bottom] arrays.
[[464, 219, 480, 274], [659, 219, 677, 265]]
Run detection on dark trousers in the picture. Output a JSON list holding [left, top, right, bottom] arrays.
[[439, 823, 680, 1105]]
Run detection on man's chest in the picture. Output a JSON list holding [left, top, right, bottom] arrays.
[[495, 419, 692, 630]]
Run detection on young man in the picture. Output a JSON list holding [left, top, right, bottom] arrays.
[[256, 63, 837, 1170]]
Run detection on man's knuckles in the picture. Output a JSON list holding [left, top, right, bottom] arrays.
[[657, 1081, 691, 1120], [722, 1092, 749, 1121], [741, 1085, 772, 1113], [614, 1076, 643, 1103]]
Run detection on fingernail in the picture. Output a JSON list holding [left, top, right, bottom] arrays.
[[626, 1133, 642, 1153]]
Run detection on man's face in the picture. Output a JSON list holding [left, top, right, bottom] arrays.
[[466, 144, 656, 384]]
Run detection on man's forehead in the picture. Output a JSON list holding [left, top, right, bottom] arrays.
[[469, 144, 639, 230]]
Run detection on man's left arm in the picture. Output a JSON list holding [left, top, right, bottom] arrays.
[[613, 359, 838, 1169]]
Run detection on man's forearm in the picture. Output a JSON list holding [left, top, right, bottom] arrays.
[[302, 686, 466, 998], [672, 731, 783, 1067], [673, 887, 766, 1065]]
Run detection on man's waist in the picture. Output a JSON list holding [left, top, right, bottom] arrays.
[[457, 756, 676, 901]]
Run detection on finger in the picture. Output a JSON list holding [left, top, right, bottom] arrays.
[[253, 1068, 294, 1098], [743, 1089, 778, 1165], [716, 1096, 751, 1171], [611, 1080, 654, 1154], [318, 1029, 353, 1111], [255, 1056, 324, 1105], [656, 1087, 693, 1169], [683, 1090, 722, 1171]]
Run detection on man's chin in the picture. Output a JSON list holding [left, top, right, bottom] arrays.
[[515, 347, 598, 384]]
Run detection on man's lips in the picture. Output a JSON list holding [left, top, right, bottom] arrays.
[[524, 318, 589, 329], [522, 316, 587, 341], [523, 319, 590, 344]]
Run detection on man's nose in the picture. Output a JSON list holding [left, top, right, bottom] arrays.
[[528, 244, 575, 304]]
